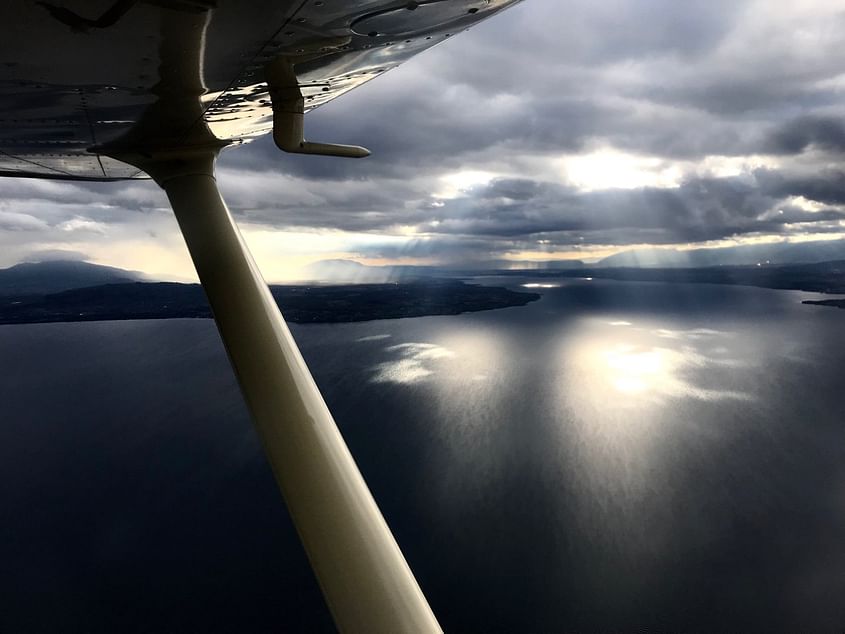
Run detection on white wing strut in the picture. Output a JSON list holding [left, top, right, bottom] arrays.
[[156, 152, 441, 634]]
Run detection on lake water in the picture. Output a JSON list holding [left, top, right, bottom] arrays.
[[1, 279, 844, 632]]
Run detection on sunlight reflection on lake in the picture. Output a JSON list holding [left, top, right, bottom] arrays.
[[371, 342, 455, 384], [567, 319, 752, 406], [554, 317, 757, 507]]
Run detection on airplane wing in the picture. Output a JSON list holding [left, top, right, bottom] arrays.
[[0, 0, 521, 180]]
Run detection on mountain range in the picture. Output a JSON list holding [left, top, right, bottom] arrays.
[[596, 239, 845, 268]]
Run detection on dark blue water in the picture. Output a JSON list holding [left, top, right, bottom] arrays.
[[2, 279, 844, 632]]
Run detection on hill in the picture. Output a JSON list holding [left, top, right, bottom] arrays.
[[0, 260, 144, 296]]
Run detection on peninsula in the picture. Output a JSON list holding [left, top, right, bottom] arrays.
[[0, 279, 540, 325]]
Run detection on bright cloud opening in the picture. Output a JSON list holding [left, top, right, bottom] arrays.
[[559, 148, 683, 191]]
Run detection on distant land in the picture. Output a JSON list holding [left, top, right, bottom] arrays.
[[521, 260, 845, 310], [595, 239, 845, 268], [2, 257, 845, 325], [298, 239, 845, 279], [0, 260, 144, 295], [0, 279, 541, 325], [546, 260, 845, 294], [802, 299, 845, 310]]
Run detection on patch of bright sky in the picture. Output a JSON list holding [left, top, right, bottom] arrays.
[[680, 233, 845, 250], [68, 239, 193, 281], [66, 226, 421, 282], [816, 72, 845, 91], [557, 147, 685, 191], [57, 217, 109, 234], [556, 148, 783, 192], [697, 154, 782, 178], [433, 170, 498, 199], [778, 230, 845, 242], [240, 226, 416, 282], [786, 196, 827, 212]]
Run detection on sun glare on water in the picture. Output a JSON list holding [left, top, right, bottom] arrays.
[[603, 345, 670, 395], [553, 320, 755, 489], [564, 320, 752, 410]]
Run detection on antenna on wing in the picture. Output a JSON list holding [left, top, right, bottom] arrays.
[[266, 54, 370, 158]]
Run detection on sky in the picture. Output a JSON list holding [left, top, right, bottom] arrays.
[[2, 0, 845, 281]]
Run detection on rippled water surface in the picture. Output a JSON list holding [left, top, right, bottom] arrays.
[[2, 279, 844, 632]]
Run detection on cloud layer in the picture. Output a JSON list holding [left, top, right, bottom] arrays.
[[2, 0, 845, 275]]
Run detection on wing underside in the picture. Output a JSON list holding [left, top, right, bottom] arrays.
[[0, 0, 520, 181]]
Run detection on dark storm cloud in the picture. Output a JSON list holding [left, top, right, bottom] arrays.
[[409, 174, 844, 245], [218, 62, 756, 183], [210, 166, 845, 251], [216, 0, 761, 181], [0, 177, 168, 223], [755, 168, 845, 206], [213, 0, 845, 221], [0, 175, 176, 267], [218, 88, 613, 180], [765, 116, 845, 156]]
